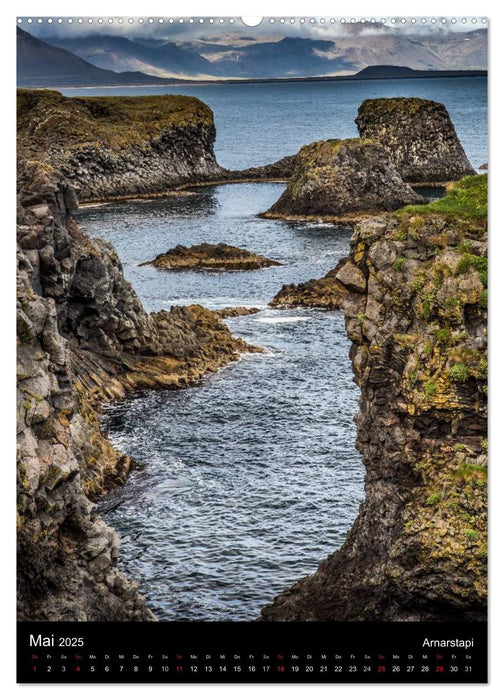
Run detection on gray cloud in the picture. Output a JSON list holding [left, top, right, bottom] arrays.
[[18, 16, 487, 42]]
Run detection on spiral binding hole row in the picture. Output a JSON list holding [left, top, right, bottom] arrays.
[[17, 17, 488, 26]]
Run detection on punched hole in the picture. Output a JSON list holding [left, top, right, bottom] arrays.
[[241, 17, 263, 27]]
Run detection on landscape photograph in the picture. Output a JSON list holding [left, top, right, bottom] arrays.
[[16, 16, 488, 626]]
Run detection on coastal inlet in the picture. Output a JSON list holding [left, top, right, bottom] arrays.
[[79, 182, 364, 620], [70, 78, 486, 622]]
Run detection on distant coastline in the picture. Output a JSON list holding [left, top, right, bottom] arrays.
[[21, 69, 487, 91]]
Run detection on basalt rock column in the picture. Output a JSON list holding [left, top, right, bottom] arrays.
[[356, 97, 475, 184]]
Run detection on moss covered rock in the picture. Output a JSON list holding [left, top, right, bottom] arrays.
[[263, 138, 425, 220], [140, 243, 281, 271], [261, 176, 487, 622], [17, 89, 224, 201], [356, 97, 475, 184]]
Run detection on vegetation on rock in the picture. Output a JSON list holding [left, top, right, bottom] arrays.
[[141, 243, 281, 271], [17, 89, 223, 200], [261, 172, 487, 622], [264, 137, 425, 220], [404, 174, 487, 220], [17, 89, 214, 150]]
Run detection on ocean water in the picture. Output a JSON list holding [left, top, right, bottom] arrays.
[[78, 185, 362, 621], [62, 76, 487, 170], [73, 78, 487, 620]]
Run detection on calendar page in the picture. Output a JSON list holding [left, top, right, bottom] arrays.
[[16, 14, 488, 684]]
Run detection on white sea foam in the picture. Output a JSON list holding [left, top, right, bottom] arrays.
[[256, 316, 307, 324], [79, 202, 112, 209], [241, 348, 278, 358], [303, 222, 336, 229]]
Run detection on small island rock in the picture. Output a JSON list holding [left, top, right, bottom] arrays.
[[217, 307, 261, 318], [140, 243, 281, 271], [356, 97, 475, 184]]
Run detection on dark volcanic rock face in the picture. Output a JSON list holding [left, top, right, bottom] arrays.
[[356, 98, 476, 184], [261, 186, 487, 622], [17, 161, 250, 621], [17, 90, 224, 201], [140, 242, 281, 271], [270, 259, 350, 310], [264, 139, 425, 219]]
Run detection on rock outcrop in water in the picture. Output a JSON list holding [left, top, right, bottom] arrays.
[[356, 98, 476, 184], [140, 243, 281, 271], [262, 139, 425, 221], [217, 307, 261, 319], [177, 153, 298, 190], [223, 154, 298, 183], [17, 89, 224, 201], [270, 259, 349, 310], [261, 175, 487, 621], [17, 159, 253, 621]]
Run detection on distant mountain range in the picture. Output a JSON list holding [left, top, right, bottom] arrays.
[[210, 24, 486, 77], [179, 36, 356, 77], [17, 28, 184, 87], [17, 25, 487, 87], [47, 33, 225, 78]]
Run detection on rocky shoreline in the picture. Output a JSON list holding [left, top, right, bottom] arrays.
[[261, 176, 487, 621], [17, 88, 486, 624], [16, 156, 259, 621], [17, 90, 281, 620], [271, 259, 349, 310]]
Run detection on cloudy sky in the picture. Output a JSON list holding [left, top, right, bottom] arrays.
[[18, 16, 488, 43]]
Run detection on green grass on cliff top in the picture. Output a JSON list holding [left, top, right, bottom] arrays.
[[17, 89, 214, 152], [403, 174, 487, 220]]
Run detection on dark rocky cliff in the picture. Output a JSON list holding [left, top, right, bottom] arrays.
[[263, 138, 425, 221], [356, 98, 475, 184], [261, 176, 487, 621], [17, 90, 224, 201], [17, 160, 251, 620]]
